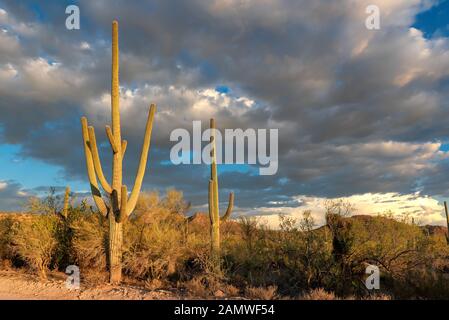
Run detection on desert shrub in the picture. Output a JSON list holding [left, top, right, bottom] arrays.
[[162, 188, 190, 215], [330, 214, 438, 296], [388, 269, 449, 299], [362, 293, 391, 300], [278, 212, 332, 291], [11, 214, 59, 279], [70, 211, 108, 277], [0, 217, 18, 268], [182, 276, 210, 298], [7, 188, 449, 300], [222, 283, 240, 297], [225, 212, 332, 296], [245, 285, 278, 300], [24, 188, 91, 270], [144, 278, 164, 290], [122, 190, 187, 281], [181, 274, 224, 298], [300, 288, 337, 300], [239, 216, 260, 253], [26, 187, 69, 215]]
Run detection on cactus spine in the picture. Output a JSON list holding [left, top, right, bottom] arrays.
[[208, 118, 234, 264], [81, 20, 156, 283]]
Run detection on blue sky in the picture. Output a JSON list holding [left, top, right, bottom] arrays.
[[413, 0, 449, 38], [1, 0, 449, 226]]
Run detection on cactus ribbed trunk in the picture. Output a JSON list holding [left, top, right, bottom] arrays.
[[210, 119, 220, 259], [111, 21, 123, 202], [109, 212, 123, 283], [208, 119, 234, 270], [81, 20, 156, 284], [109, 20, 123, 284]]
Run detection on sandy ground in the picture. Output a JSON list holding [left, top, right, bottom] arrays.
[[0, 270, 181, 300]]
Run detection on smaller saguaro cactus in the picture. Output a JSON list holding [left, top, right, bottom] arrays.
[[444, 201, 449, 244], [62, 186, 70, 218], [208, 118, 234, 263], [54, 186, 70, 220]]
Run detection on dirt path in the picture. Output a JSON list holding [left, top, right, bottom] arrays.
[[0, 270, 181, 300]]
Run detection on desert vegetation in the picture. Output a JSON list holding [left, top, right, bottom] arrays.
[[1, 190, 449, 299], [1, 20, 448, 301]]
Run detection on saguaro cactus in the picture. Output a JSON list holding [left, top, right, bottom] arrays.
[[208, 118, 234, 264], [444, 201, 449, 244], [62, 186, 70, 218], [81, 20, 156, 283]]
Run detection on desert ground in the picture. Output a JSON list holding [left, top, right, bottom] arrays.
[[0, 270, 180, 300]]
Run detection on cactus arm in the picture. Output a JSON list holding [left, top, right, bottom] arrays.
[[117, 185, 128, 223], [221, 192, 234, 222], [105, 125, 119, 154], [121, 140, 127, 157], [87, 126, 113, 194], [81, 117, 108, 216], [126, 104, 156, 215]]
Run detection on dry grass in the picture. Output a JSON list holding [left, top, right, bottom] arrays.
[[300, 288, 337, 300], [245, 285, 278, 300], [222, 284, 240, 297]]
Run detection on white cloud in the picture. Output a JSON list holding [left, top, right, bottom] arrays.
[[80, 42, 91, 50], [253, 192, 446, 229], [0, 63, 18, 79], [84, 85, 256, 126]]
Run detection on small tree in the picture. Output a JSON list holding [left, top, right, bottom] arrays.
[[239, 216, 260, 252]]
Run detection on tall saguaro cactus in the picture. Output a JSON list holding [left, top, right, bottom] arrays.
[[208, 119, 234, 264], [81, 20, 156, 283]]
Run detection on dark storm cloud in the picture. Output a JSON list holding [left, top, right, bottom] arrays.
[[1, 0, 449, 215]]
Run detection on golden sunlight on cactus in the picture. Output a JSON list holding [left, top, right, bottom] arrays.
[[80, 20, 156, 283], [208, 118, 234, 267]]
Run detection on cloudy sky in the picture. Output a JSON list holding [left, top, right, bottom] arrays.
[[0, 0, 449, 226]]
